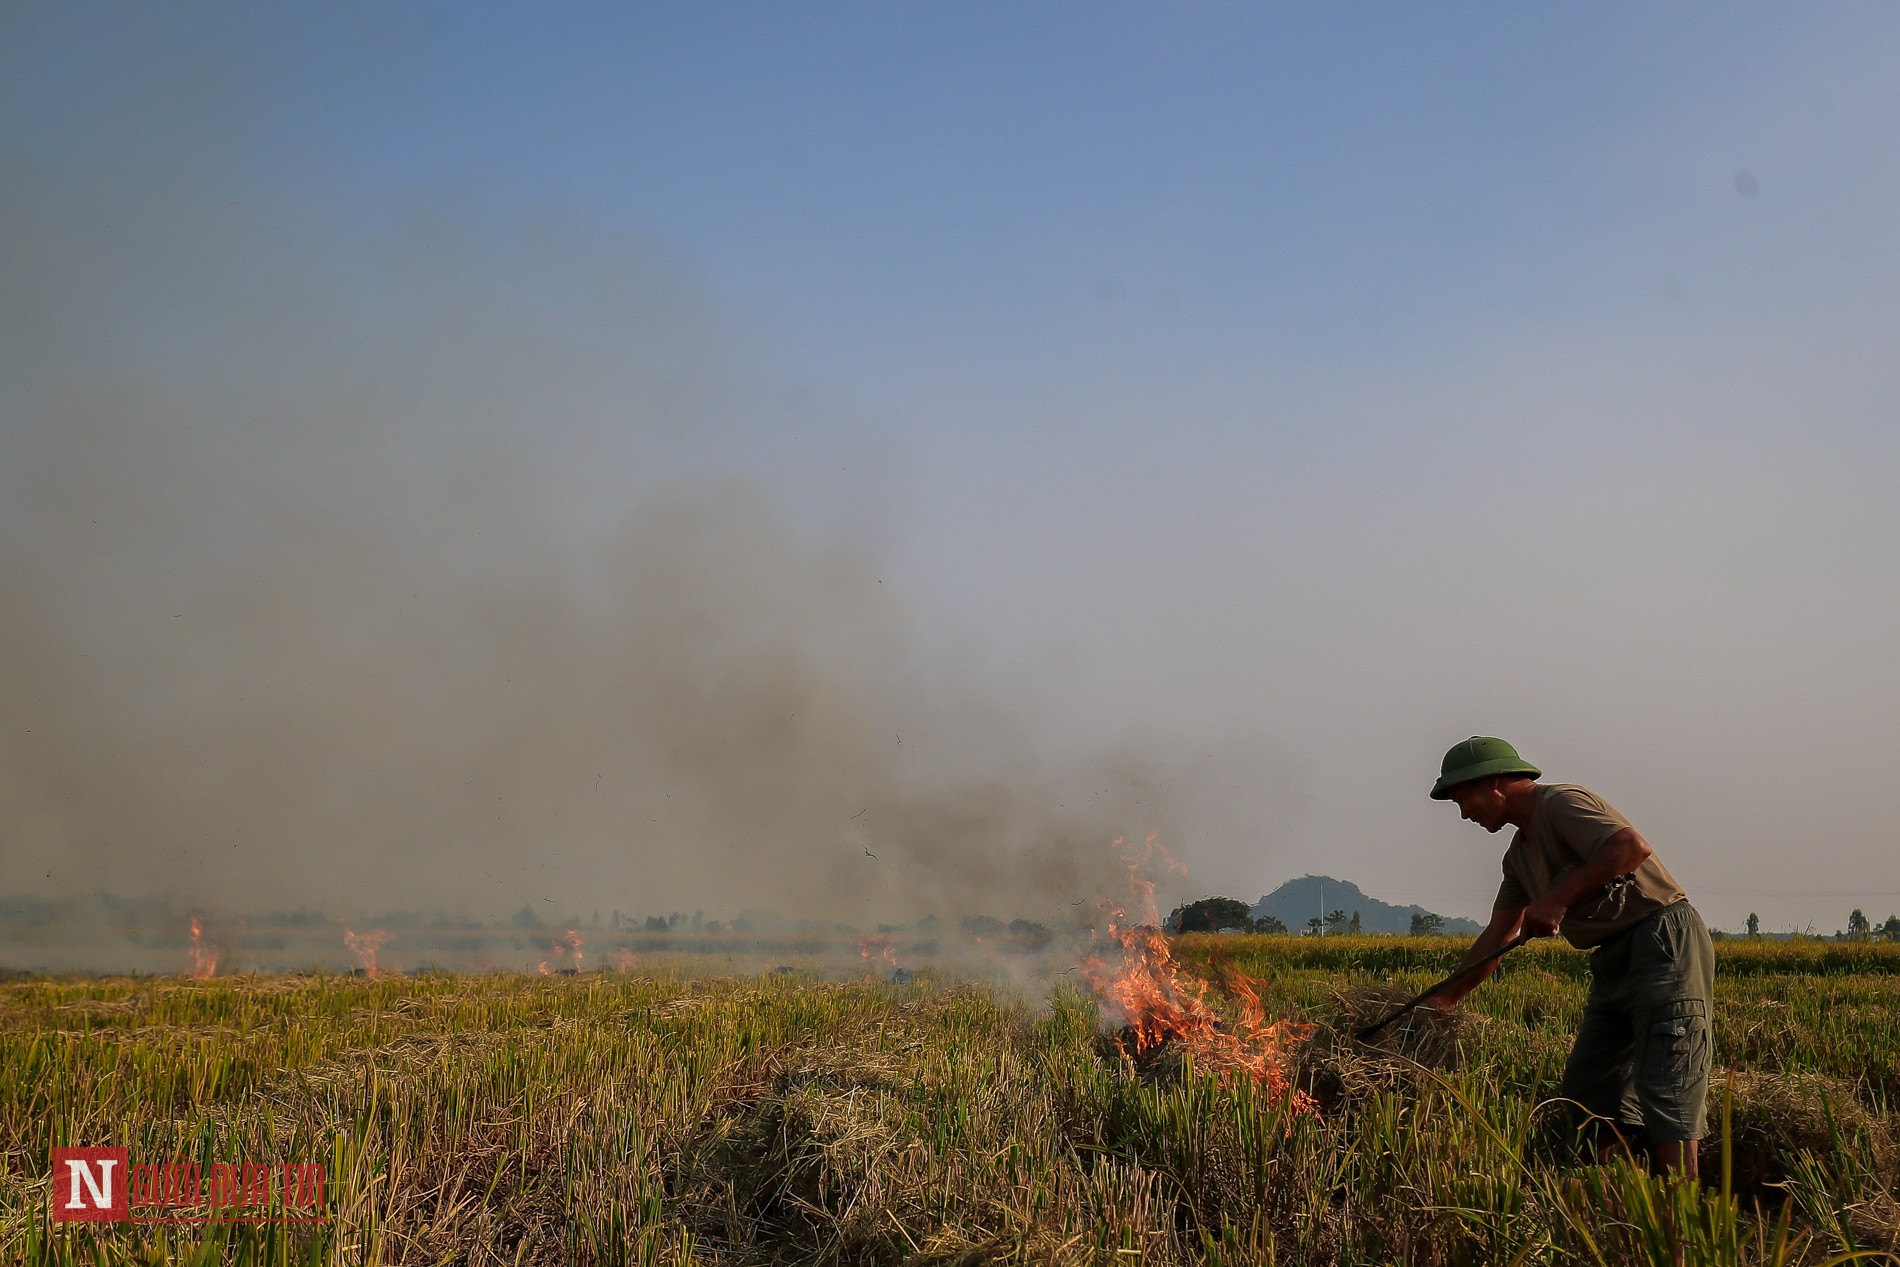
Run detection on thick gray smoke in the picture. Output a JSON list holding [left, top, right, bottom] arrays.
[[0, 31, 1193, 958]]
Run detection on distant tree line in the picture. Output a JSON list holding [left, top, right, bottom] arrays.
[[535, 907, 729, 934], [960, 916, 1054, 950], [1741, 910, 1900, 941], [1848, 909, 1900, 941], [1165, 897, 1286, 935], [1160, 896, 1474, 937]]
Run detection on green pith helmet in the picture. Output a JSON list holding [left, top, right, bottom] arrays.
[[1430, 736, 1541, 800]]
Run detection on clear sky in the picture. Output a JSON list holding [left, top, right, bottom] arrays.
[[3, 4, 1897, 938]]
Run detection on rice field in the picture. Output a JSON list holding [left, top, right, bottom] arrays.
[[3, 937, 1896, 1266]]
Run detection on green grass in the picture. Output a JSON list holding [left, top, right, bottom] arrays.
[[2, 939, 1896, 1265]]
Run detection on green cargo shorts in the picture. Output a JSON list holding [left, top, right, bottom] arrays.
[[1560, 900, 1715, 1144]]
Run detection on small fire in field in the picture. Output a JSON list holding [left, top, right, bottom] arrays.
[[344, 929, 392, 977], [539, 929, 585, 975], [1080, 834, 1314, 1107], [613, 947, 635, 973], [857, 934, 898, 980], [187, 914, 218, 979]]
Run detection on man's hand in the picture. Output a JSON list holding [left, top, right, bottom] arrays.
[[1432, 905, 1528, 1009], [1522, 894, 1567, 939], [1522, 827, 1651, 941]]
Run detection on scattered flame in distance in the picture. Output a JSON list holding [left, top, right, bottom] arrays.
[[187, 915, 218, 979], [540, 929, 585, 974], [857, 934, 898, 980], [344, 929, 391, 977]]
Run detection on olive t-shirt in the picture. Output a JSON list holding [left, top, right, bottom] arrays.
[[1493, 783, 1686, 949]]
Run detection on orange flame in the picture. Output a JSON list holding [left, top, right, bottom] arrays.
[[187, 915, 218, 979], [857, 934, 898, 979], [613, 947, 635, 973], [343, 929, 391, 977], [1079, 836, 1314, 1107], [539, 929, 585, 975]]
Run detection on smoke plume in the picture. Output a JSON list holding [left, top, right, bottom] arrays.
[[0, 37, 1186, 956]]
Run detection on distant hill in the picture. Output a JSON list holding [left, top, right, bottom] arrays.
[[1252, 875, 1482, 936]]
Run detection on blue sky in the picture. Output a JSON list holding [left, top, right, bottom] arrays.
[[231, 6, 1797, 371], [3, 4, 1897, 938]]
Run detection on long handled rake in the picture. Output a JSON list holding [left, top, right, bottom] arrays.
[[1354, 930, 1536, 1041]]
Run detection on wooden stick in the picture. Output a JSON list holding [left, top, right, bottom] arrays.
[[1355, 930, 1536, 1040]]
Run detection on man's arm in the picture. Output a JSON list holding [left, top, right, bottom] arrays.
[[1521, 826, 1652, 937], [1431, 903, 1525, 1009]]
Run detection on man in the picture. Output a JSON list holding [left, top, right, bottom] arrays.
[[1428, 736, 1713, 1177]]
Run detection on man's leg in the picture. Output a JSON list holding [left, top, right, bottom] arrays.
[[1562, 999, 1643, 1165], [1655, 1139, 1699, 1179], [1630, 904, 1716, 1179]]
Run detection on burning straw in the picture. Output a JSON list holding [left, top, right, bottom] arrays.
[[539, 929, 585, 975], [1079, 835, 1313, 1107], [344, 928, 392, 978], [187, 914, 218, 979]]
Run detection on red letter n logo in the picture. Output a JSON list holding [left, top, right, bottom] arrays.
[[51, 1147, 130, 1222]]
